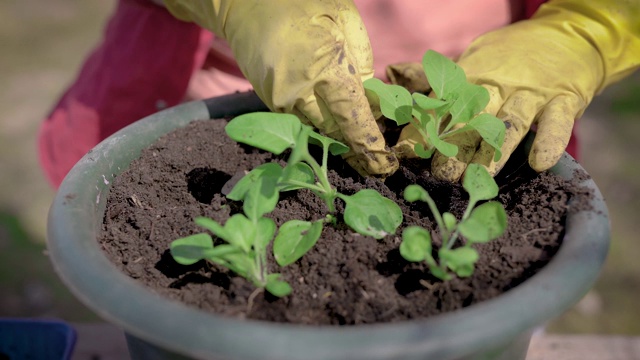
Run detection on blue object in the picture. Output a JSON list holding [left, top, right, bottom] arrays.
[[0, 318, 76, 360]]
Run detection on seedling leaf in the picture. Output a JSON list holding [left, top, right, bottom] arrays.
[[363, 78, 413, 125], [422, 50, 466, 99], [309, 130, 350, 155], [342, 189, 403, 239], [266, 274, 292, 297], [430, 266, 452, 280], [279, 162, 316, 191], [225, 112, 302, 154], [440, 247, 479, 266], [170, 233, 214, 265], [467, 113, 506, 162], [448, 83, 490, 128], [412, 105, 430, 123], [227, 163, 282, 201], [442, 212, 457, 232], [400, 226, 432, 262], [224, 214, 257, 252], [462, 164, 499, 202], [194, 216, 229, 242], [414, 143, 436, 158], [404, 184, 428, 202], [221, 251, 255, 279], [242, 165, 282, 221], [458, 201, 507, 243], [413, 107, 433, 129], [207, 244, 242, 258], [440, 247, 479, 274], [412, 93, 447, 111], [255, 217, 277, 249], [226, 163, 282, 221], [195, 214, 255, 253], [274, 219, 323, 266], [453, 264, 474, 278], [426, 119, 458, 157]]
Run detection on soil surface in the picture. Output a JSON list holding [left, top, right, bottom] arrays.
[[98, 118, 592, 325]]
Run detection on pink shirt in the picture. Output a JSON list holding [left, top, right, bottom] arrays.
[[38, 0, 556, 188]]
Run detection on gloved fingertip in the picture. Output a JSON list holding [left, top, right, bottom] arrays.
[[385, 62, 430, 94], [431, 156, 467, 182], [391, 141, 419, 160], [345, 158, 371, 178], [345, 150, 399, 178], [433, 164, 465, 182], [492, 161, 513, 178], [472, 150, 509, 178], [528, 147, 562, 172]]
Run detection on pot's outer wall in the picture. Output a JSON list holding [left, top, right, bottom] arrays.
[[47, 92, 610, 360]]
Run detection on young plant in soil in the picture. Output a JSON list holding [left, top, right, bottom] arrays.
[[171, 113, 404, 297], [170, 162, 293, 297], [364, 49, 506, 160], [225, 112, 403, 240], [400, 164, 507, 280]]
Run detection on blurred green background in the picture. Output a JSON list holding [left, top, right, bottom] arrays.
[[1, 0, 638, 333]]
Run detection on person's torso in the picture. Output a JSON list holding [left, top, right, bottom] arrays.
[[190, 0, 516, 99]]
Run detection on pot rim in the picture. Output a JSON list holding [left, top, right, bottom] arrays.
[[47, 92, 610, 360]]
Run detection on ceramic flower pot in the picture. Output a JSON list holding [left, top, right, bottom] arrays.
[[46, 92, 610, 360]]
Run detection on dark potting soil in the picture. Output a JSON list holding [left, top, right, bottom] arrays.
[[98, 118, 593, 325]]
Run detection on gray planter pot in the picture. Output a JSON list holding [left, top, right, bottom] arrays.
[[46, 92, 610, 360]]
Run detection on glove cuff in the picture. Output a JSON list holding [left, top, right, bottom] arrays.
[[163, 0, 228, 37], [533, 0, 640, 92]]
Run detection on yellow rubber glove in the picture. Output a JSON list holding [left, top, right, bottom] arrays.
[[394, 0, 640, 182], [162, 0, 399, 177]]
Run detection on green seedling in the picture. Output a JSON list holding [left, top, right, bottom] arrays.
[[399, 164, 507, 280], [170, 112, 404, 297], [364, 49, 506, 160], [225, 112, 403, 240], [225, 162, 326, 268], [170, 164, 292, 297]]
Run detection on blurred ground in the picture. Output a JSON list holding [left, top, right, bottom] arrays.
[[0, 0, 113, 321], [0, 0, 638, 334], [546, 73, 640, 334]]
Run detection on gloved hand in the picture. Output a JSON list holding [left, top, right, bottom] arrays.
[[161, 0, 399, 177], [393, 0, 640, 182]]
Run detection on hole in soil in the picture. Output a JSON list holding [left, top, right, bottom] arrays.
[[264, 291, 281, 304], [384, 165, 420, 193], [169, 273, 210, 289], [421, 180, 465, 214], [376, 248, 407, 276], [494, 138, 538, 188], [238, 143, 259, 154], [330, 313, 347, 326], [462, 294, 474, 307], [155, 249, 204, 278], [395, 269, 429, 295], [382, 119, 403, 146], [186, 168, 232, 204], [169, 271, 231, 290]]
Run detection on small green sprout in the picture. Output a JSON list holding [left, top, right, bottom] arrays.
[[170, 163, 292, 297], [400, 164, 507, 280], [225, 112, 403, 239], [364, 49, 506, 160], [225, 162, 326, 268]]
